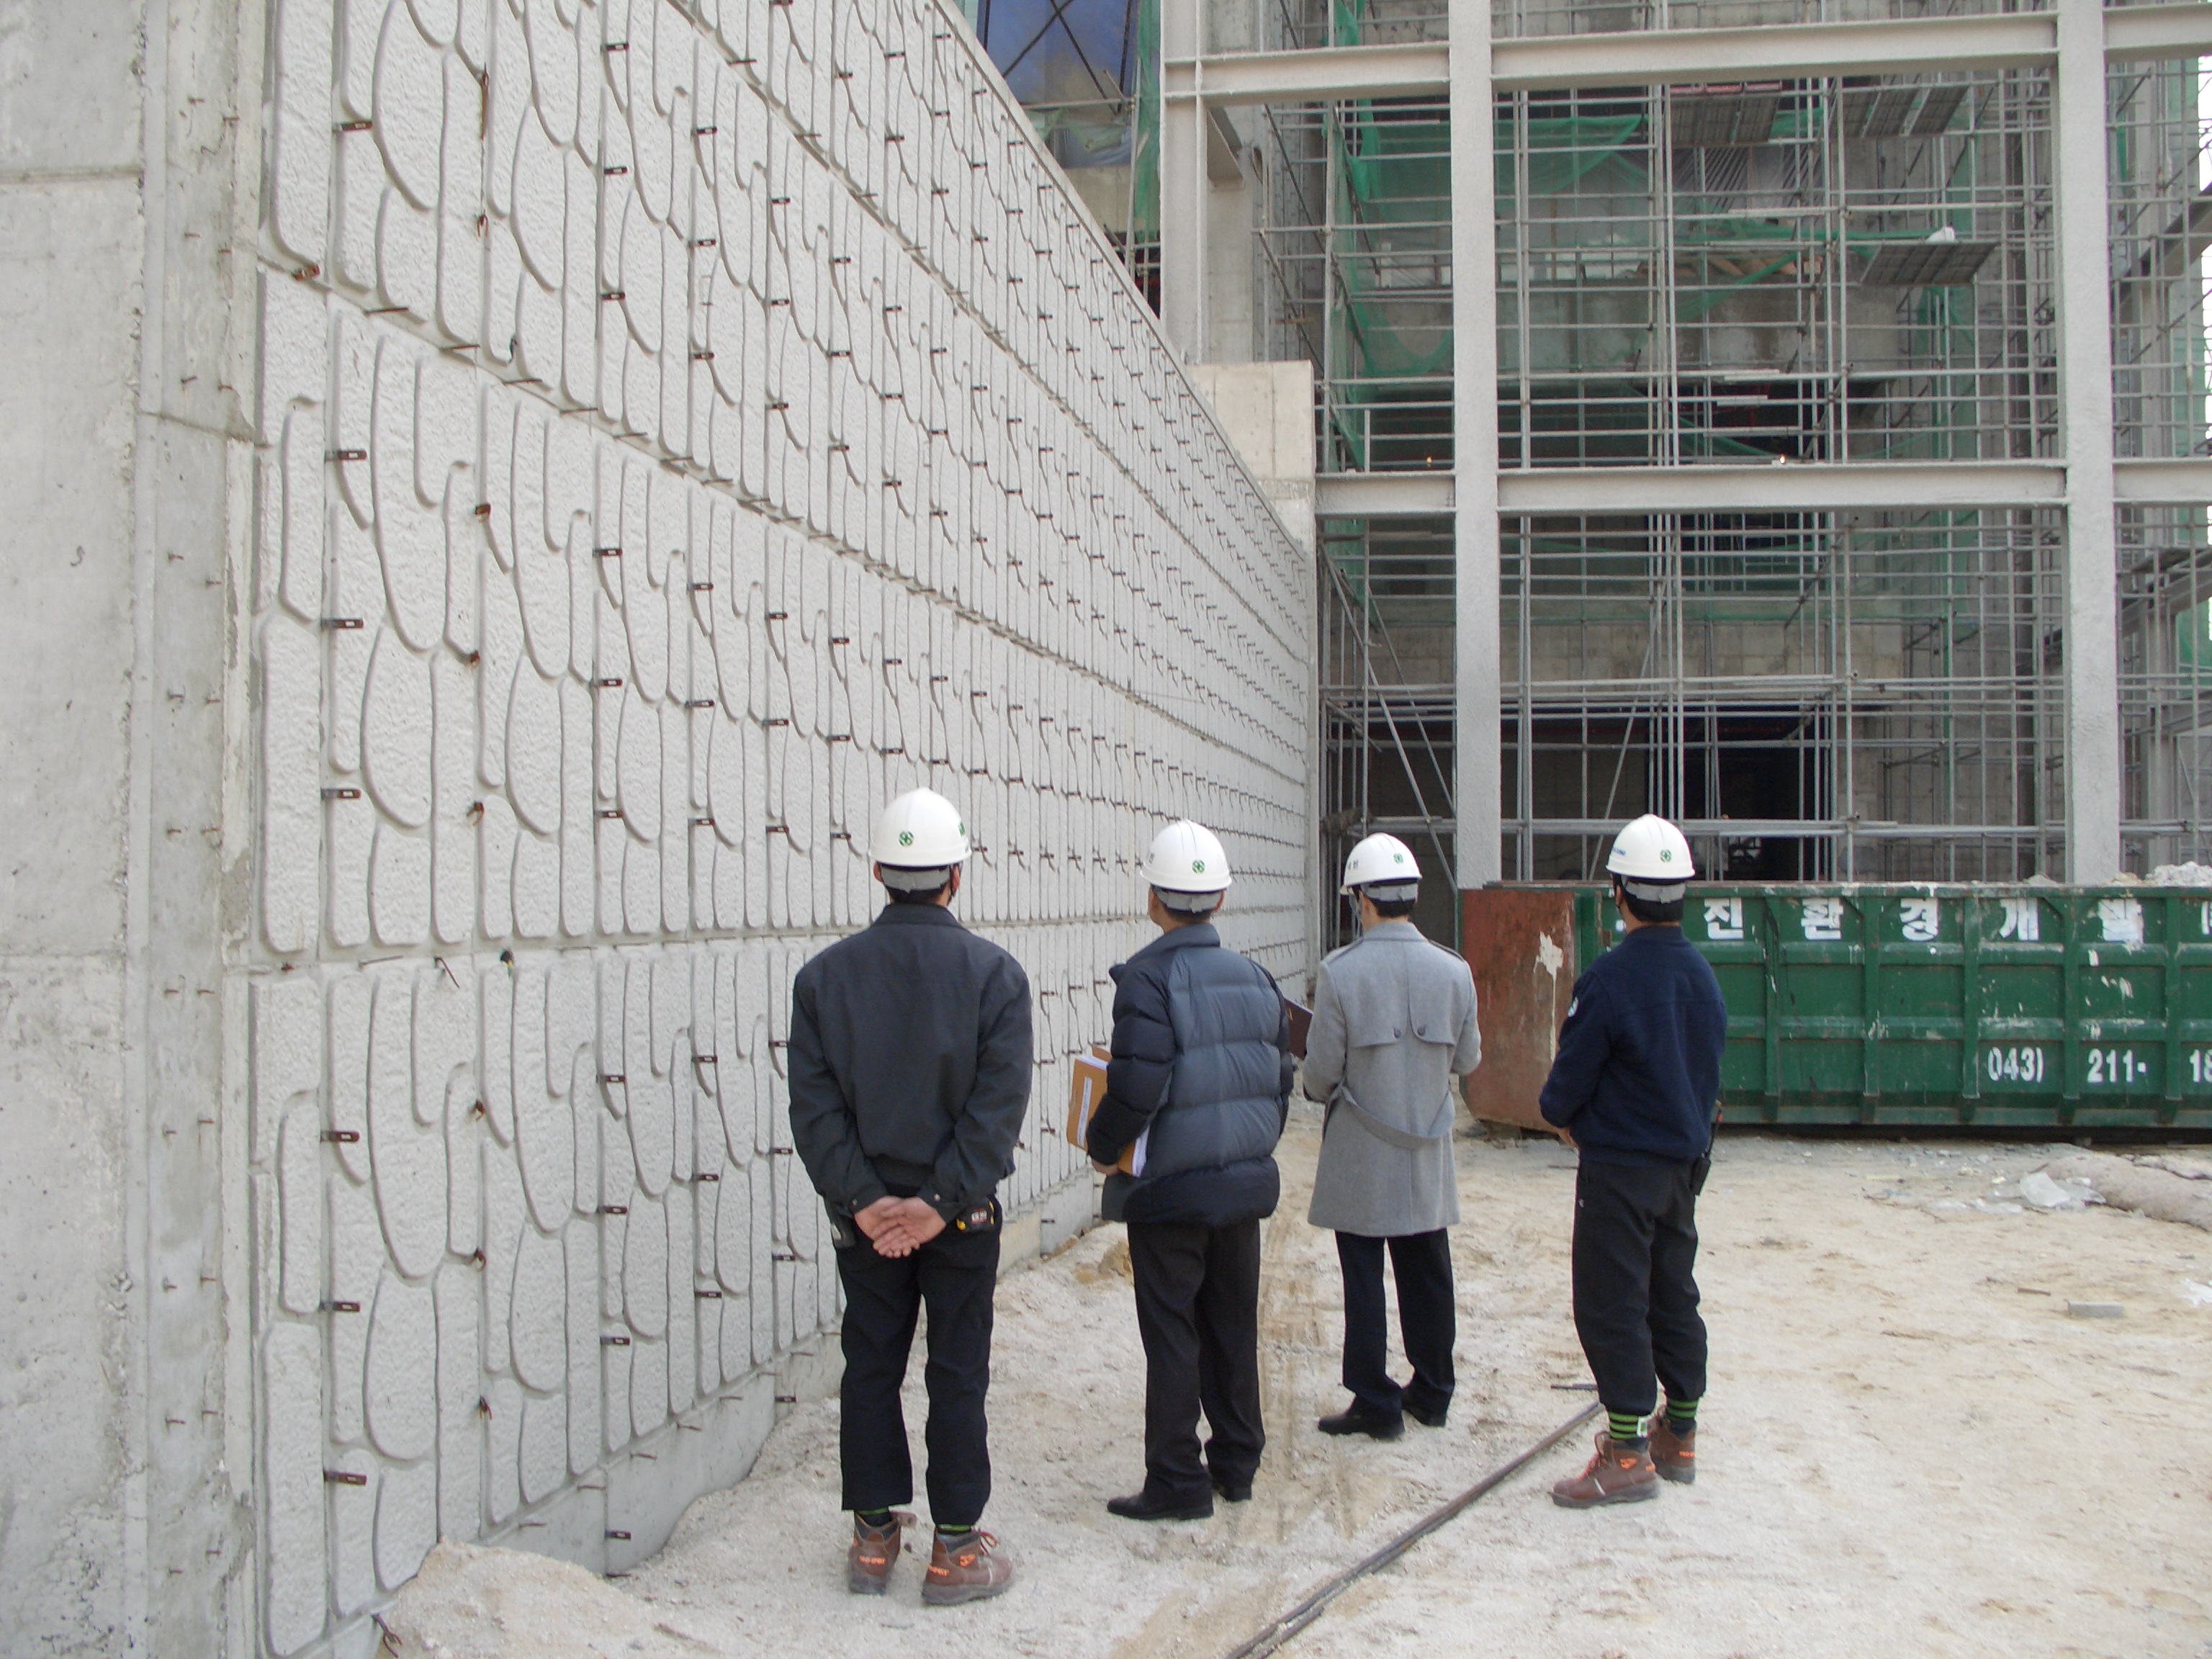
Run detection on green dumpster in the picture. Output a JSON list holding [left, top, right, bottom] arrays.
[[1564, 885, 2212, 1130]]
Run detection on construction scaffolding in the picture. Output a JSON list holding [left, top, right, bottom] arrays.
[[2111, 57, 2212, 463], [1317, 513, 1461, 943], [1495, 71, 2058, 468], [1501, 507, 2067, 883], [1132, 0, 2212, 912], [1244, 18, 2212, 927], [2111, 58, 2212, 868]]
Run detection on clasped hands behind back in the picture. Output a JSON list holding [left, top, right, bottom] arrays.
[[854, 1195, 948, 1257]]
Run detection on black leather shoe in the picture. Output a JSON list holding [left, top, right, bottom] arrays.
[[1405, 1401, 1449, 1429], [1209, 1471, 1252, 1503], [1107, 1488, 1214, 1522], [1318, 1406, 1405, 1441]]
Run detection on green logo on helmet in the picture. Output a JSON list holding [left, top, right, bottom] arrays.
[[1660, 848, 1673, 862], [1393, 852, 1405, 863], [899, 831, 914, 847], [1191, 859, 1205, 873]]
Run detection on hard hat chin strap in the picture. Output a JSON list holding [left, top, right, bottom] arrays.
[[881, 864, 954, 891], [1155, 887, 1222, 914], [1360, 881, 1419, 904]]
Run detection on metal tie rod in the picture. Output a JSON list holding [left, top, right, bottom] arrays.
[[1222, 1402, 1602, 1659]]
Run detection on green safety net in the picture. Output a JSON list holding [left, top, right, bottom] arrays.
[[1323, 78, 1995, 469], [2182, 598, 2212, 672], [1130, 0, 1159, 243], [1333, 104, 1453, 382]]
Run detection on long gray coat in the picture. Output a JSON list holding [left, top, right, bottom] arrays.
[[1303, 922, 1481, 1236]]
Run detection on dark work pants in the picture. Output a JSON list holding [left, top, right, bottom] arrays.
[[1570, 1156, 1709, 1419], [1336, 1229, 1455, 1421], [835, 1219, 999, 1527], [1127, 1219, 1265, 1502]]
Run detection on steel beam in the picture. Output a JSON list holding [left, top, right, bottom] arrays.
[[1327, 458, 2212, 516], [2057, 0, 2123, 883], [1451, 0, 1503, 888], [2103, 1, 2212, 61], [1315, 472, 1457, 516], [1490, 12, 2057, 88], [1174, 6, 2212, 107], [1158, 0, 1207, 361], [1492, 461, 2066, 514], [1164, 41, 1449, 106], [2113, 457, 2212, 502], [1331, 457, 2212, 514]]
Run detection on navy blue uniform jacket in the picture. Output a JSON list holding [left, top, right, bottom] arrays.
[[1539, 925, 1727, 1167]]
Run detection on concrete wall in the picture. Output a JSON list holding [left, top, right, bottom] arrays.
[[1, 0, 1316, 1654], [1187, 361, 1316, 552], [2, 0, 264, 1653], [0, 12, 144, 1638]]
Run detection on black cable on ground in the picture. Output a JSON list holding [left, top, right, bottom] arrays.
[[1220, 1403, 1604, 1659]]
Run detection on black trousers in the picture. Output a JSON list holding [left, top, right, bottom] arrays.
[[1336, 1229, 1455, 1421], [835, 1217, 999, 1527], [1127, 1219, 1265, 1502], [1570, 1156, 1709, 1419]]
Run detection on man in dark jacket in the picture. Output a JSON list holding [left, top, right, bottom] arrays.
[[1084, 821, 1294, 1521], [788, 788, 1028, 1605], [1539, 813, 1728, 1509]]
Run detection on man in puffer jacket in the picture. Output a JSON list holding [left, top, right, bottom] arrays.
[[1084, 822, 1295, 1521]]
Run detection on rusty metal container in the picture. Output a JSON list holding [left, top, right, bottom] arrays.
[[1459, 886, 1587, 1130]]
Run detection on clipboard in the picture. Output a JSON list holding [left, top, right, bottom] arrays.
[[1066, 1046, 1136, 1174]]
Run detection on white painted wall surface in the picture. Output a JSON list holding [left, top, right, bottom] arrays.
[[0, 0, 1316, 1655]]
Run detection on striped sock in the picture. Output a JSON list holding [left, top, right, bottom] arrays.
[[1606, 1408, 1647, 1447], [1665, 1398, 1699, 1432]]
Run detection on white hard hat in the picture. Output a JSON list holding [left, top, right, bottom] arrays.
[[1143, 820, 1232, 909], [873, 788, 970, 889], [1605, 814, 1694, 899], [1340, 832, 1419, 897]]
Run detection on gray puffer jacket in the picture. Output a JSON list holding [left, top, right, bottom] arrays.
[[1084, 923, 1293, 1227]]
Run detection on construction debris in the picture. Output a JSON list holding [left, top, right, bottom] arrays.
[[2044, 1153, 2212, 1232]]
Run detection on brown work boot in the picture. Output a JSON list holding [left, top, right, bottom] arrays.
[[1648, 1414, 1696, 1484], [846, 1511, 914, 1595], [1550, 1431, 1660, 1509], [921, 1526, 1014, 1606]]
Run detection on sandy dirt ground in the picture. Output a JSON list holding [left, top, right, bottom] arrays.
[[389, 1110, 2212, 1659]]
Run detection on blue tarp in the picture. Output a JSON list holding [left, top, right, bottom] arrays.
[[975, 0, 1138, 166]]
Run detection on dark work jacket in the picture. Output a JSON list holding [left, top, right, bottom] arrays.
[[788, 904, 1033, 1222], [1086, 923, 1293, 1227], [1539, 925, 1727, 1168]]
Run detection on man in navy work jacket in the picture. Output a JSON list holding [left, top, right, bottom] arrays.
[[1539, 813, 1728, 1509], [1084, 820, 1295, 1521], [788, 788, 1030, 1605]]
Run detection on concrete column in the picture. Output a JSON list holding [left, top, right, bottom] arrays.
[[2, 1, 261, 1653], [1159, 0, 1208, 361], [1449, 0, 1503, 886], [2055, 0, 2123, 881]]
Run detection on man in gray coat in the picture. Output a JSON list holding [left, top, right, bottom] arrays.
[[1303, 835, 1480, 1439]]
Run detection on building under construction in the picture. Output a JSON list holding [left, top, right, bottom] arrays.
[[980, 0, 2212, 948], [13, 0, 2212, 1652]]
